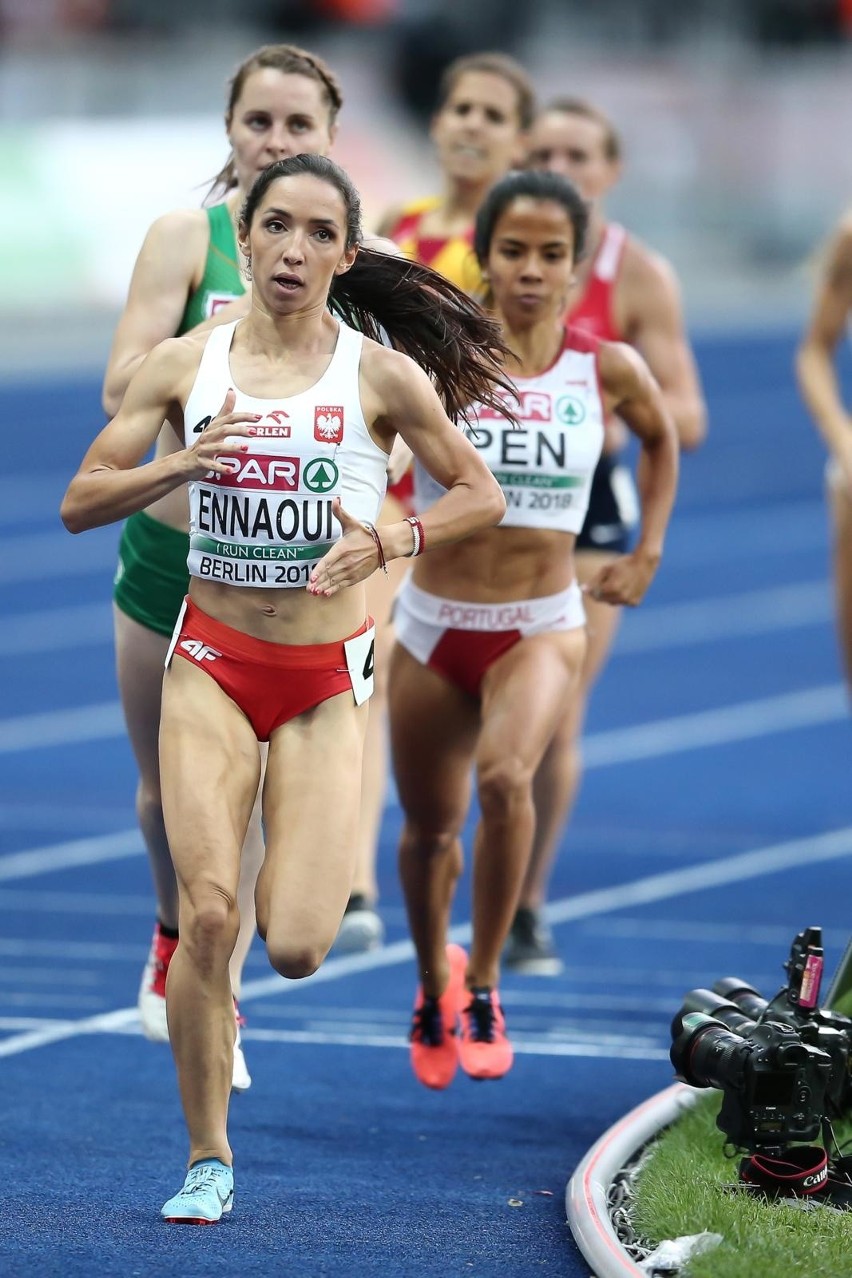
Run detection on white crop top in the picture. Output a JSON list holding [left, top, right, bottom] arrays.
[[183, 320, 387, 589], [414, 327, 605, 534]]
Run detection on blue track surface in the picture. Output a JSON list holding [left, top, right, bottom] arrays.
[[2, 330, 851, 1276]]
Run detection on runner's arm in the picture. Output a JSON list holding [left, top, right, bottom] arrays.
[[102, 210, 208, 416], [796, 219, 852, 485], [63, 342, 256, 532], [625, 251, 706, 451]]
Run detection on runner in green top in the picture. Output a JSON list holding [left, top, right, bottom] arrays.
[[102, 43, 344, 1085]]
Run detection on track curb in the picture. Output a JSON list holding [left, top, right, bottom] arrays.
[[566, 1081, 701, 1276]]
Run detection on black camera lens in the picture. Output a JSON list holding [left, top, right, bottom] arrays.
[[670, 1012, 748, 1090], [713, 977, 768, 1020], [671, 989, 757, 1039]]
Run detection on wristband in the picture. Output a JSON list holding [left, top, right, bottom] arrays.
[[362, 521, 388, 577], [405, 515, 425, 557]]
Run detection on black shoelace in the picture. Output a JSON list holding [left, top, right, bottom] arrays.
[[463, 991, 495, 1043], [411, 996, 445, 1046]]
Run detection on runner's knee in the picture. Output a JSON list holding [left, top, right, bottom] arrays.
[[478, 754, 533, 817], [180, 891, 240, 970], [265, 937, 327, 980], [400, 821, 463, 864]]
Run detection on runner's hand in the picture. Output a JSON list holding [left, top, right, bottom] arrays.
[[309, 498, 380, 597], [584, 549, 660, 608], [184, 389, 260, 479]]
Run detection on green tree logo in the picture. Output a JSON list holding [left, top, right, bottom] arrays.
[[303, 458, 339, 493], [556, 396, 586, 426]]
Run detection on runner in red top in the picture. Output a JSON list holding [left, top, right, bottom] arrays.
[[505, 97, 707, 974]]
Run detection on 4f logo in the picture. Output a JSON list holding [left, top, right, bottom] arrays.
[[314, 405, 344, 444], [180, 640, 221, 663]]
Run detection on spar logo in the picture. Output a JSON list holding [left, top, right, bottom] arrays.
[[556, 395, 586, 426], [314, 405, 344, 444], [303, 458, 339, 494], [478, 391, 552, 423], [207, 454, 300, 490]]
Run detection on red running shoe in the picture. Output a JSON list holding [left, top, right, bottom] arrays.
[[138, 923, 178, 1043], [459, 987, 514, 1080], [409, 943, 468, 1090]]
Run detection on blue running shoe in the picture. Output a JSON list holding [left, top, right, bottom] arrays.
[[161, 1159, 234, 1225]]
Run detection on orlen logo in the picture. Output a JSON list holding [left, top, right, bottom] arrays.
[[477, 391, 552, 423], [207, 454, 300, 491], [251, 409, 291, 439], [314, 405, 344, 444]]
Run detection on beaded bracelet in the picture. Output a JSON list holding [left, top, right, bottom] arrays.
[[362, 520, 388, 576], [405, 515, 425, 557]]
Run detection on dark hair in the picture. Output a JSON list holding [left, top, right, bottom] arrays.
[[210, 44, 343, 196], [436, 52, 536, 132], [474, 169, 590, 267], [538, 97, 622, 164], [241, 154, 516, 426]]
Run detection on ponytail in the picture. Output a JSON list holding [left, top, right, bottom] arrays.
[[331, 248, 515, 426], [242, 154, 517, 425]]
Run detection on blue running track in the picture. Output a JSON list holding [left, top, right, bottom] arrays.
[[1, 328, 851, 1276]]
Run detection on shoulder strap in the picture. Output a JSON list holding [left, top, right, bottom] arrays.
[[206, 203, 237, 258], [593, 223, 628, 283]]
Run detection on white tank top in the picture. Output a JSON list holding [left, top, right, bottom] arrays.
[[415, 327, 605, 534], [183, 320, 387, 589]]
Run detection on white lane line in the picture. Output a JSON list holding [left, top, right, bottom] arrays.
[[0, 528, 117, 584], [0, 703, 126, 754], [0, 938, 145, 960], [663, 500, 826, 568], [2, 824, 851, 1057], [0, 475, 75, 528], [0, 1017, 68, 1030], [238, 824, 852, 1002], [583, 683, 847, 769], [0, 889, 151, 915], [0, 602, 113, 656], [0, 1007, 138, 1058], [581, 919, 852, 947], [0, 679, 846, 771], [0, 830, 141, 882], [0, 578, 831, 662], [544, 826, 852, 925], [615, 580, 831, 654], [240, 1026, 669, 1062]]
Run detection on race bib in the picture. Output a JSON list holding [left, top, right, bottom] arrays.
[[344, 624, 376, 706]]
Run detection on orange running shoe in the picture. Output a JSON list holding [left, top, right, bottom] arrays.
[[409, 943, 468, 1090], [459, 987, 514, 1080]]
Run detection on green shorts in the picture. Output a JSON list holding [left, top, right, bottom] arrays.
[[113, 510, 190, 637]]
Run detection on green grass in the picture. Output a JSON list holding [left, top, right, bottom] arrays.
[[632, 1093, 852, 1278]]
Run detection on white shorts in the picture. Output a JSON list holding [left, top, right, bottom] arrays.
[[394, 578, 585, 698]]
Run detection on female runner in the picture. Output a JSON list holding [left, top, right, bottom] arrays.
[[334, 50, 536, 951], [390, 169, 679, 1089], [797, 211, 852, 692], [506, 97, 707, 973], [105, 44, 345, 1074], [62, 154, 508, 1222]]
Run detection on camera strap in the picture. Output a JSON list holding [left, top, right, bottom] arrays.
[[739, 1146, 828, 1196]]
